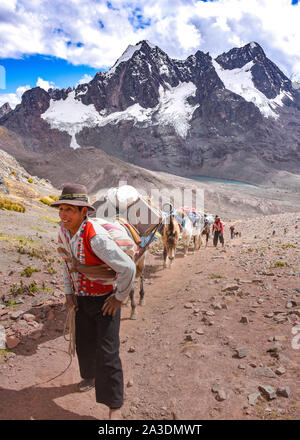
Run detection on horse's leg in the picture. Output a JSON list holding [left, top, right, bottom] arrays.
[[129, 286, 137, 320], [139, 275, 145, 306], [163, 246, 167, 268], [183, 239, 188, 256], [169, 256, 174, 268], [195, 234, 201, 251], [199, 234, 203, 250], [195, 233, 201, 251]]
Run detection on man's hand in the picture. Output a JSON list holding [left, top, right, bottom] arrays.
[[65, 294, 78, 311], [102, 294, 122, 317]]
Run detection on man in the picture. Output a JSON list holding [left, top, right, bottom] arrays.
[[212, 215, 224, 248], [229, 225, 235, 239], [52, 183, 136, 420]]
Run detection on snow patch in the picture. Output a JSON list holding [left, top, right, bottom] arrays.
[[76, 86, 88, 97], [108, 43, 142, 75], [144, 40, 156, 50], [41, 83, 198, 148], [212, 59, 292, 119], [41, 91, 100, 149], [156, 83, 198, 138], [159, 64, 170, 76]]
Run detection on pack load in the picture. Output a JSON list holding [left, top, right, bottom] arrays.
[[181, 206, 203, 228], [96, 185, 162, 237]]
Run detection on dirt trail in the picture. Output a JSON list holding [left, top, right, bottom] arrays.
[[0, 204, 300, 420]]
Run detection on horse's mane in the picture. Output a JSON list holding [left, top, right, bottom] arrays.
[[176, 208, 184, 219], [169, 214, 174, 236]]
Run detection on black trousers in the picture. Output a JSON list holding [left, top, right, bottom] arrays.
[[213, 231, 224, 247], [75, 294, 123, 409]]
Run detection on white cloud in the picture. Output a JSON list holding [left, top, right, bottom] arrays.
[[36, 77, 54, 90], [0, 84, 30, 109], [76, 74, 93, 85], [16, 85, 30, 98], [0, 0, 299, 79]]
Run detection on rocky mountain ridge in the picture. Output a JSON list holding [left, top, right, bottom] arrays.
[[0, 103, 12, 119], [0, 41, 300, 190]]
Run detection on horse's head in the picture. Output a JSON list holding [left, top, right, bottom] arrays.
[[162, 215, 180, 263]]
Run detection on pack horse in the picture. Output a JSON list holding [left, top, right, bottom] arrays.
[[161, 213, 181, 268], [91, 185, 163, 319]]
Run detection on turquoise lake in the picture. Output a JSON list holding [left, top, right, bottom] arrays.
[[190, 176, 259, 188]]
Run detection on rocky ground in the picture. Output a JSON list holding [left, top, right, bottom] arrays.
[[0, 174, 300, 421]]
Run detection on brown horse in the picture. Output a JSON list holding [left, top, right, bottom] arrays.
[[161, 214, 180, 268], [201, 223, 211, 247]]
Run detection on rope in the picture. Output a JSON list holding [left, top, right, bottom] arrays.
[[134, 223, 161, 263], [63, 305, 76, 357], [33, 305, 76, 387]]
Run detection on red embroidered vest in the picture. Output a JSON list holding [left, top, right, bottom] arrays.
[[76, 220, 114, 296]]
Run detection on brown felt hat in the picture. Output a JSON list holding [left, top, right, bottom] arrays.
[[51, 183, 96, 211]]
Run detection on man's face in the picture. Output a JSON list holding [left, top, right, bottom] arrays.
[[59, 204, 87, 235]]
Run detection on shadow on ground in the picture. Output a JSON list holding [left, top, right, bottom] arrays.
[[0, 383, 97, 420]]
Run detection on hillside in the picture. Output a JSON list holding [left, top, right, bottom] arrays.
[[0, 179, 299, 421]]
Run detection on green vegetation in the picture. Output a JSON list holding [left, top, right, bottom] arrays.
[[268, 261, 290, 268], [17, 245, 48, 260], [49, 195, 59, 201], [0, 233, 48, 260], [241, 247, 257, 254], [0, 349, 12, 362], [10, 280, 39, 296], [5, 299, 17, 307], [0, 233, 38, 246], [8, 280, 51, 297], [0, 197, 26, 213], [47, 266, 56, 274], [39, 196, 53, 206], [21, 266, 41, 277], [46, 257, 57, 274], [273, 261, 289, 267], [281, 243, 296, 249], [39, 214, 59, 224], [210, 274, 224, 279], [39, 195, 59, 207], [31, 227, 47, 233], [27, 177, 33, 184]]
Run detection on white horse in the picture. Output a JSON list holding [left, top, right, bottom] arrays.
[[176, 209, 204, 256], [201, 213, 214, 247]]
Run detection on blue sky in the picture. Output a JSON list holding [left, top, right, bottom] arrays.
[[0, 0, 300, 107], [1, 56, 99, 93]]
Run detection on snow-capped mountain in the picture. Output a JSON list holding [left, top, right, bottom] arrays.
[[0, 40, 300, 189]]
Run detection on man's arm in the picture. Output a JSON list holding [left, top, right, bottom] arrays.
[[90, 233, 136, 315], [62, 261, 78, 310]]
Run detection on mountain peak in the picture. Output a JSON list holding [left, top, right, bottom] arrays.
[[244, 41, 266, 58], [136, 40, 157, 49], [215, 42, 266, 70], [108, 43, 142, 74], [108, 40, 158, 75], [0, 102, 12, 119]]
